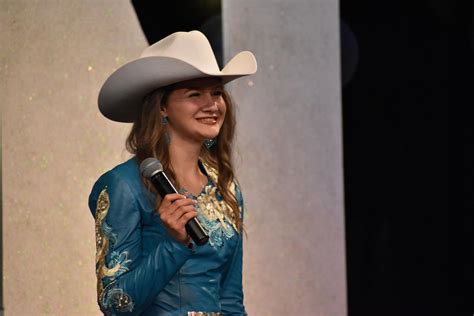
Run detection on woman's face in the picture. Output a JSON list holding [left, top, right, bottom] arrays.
[[162, 77, 226, 144]]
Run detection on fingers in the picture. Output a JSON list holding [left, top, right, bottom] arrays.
[[177, 207, 198, 226], [157, 194, 197, 224], [158, 193, 186, 209], [156, 194, 198, 244], [161, 204, 197, 240], [166, 203, 197, 223], [161, 197, 195, 216]]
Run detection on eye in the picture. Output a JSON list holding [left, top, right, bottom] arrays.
[[188, 92, 200, 97], [212, 90, 223, 97]]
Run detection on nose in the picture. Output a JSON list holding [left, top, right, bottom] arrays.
[[201, 92, 219, 111]]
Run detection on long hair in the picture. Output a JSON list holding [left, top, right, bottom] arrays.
[[126, 85, 242, 232]]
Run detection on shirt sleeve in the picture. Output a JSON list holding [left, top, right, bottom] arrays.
[[89, 170, 194, 315], [219, 183, 247, 315]]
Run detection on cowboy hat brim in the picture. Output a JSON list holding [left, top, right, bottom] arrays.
[[98, 51, 257, 123]]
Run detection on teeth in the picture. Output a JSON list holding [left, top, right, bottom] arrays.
[[197, 118, 217, 123]]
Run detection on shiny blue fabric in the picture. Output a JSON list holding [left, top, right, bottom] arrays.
[[89, 158, 246, 316]]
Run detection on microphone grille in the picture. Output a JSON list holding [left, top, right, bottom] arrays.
[[140, 157, 163, 178]]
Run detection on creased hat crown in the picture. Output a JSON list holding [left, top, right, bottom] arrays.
[[140, 31, 221, 74]]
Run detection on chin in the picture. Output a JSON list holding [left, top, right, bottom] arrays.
[[198, 127, 221, 139], [199, 132, 219, 140]]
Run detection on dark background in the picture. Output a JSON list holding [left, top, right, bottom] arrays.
[[131, 0, 223, 67], [341, 1, 469, 315], [131, 0, 468, 315]]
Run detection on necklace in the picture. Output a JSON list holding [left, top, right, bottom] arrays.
[[178, 175, 209, 197]]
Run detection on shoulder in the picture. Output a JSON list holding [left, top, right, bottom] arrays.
[[103, 157, 141, 184], [91, 158, 141, 193], [201, 161, 241, 192], [201, 160, 244, 211], [88, 158, 144, 217]]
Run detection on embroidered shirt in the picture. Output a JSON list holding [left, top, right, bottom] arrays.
[[88, 157, 246, 316]]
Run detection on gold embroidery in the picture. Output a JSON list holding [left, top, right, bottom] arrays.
[[95, 188, 110, 303], [196, 185, 238, 233], [94, 187, 134, 311], [94, 188, 126, 303], [199, 162, 240, 231]]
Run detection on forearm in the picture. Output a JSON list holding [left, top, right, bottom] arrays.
[[99, 235, 193, 315], [91, 171, 194, 315]]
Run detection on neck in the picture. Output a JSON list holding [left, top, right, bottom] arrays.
[[168, 137, 203, 181]]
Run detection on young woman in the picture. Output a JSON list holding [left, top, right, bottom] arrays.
[[88, 31, 257, 315]]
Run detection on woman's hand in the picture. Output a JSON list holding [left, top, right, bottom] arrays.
[[156, 193, 197, 245]]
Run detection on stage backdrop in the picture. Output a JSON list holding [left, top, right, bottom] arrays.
[[1, 0, 345, 315], [224, 1, 346, 315]]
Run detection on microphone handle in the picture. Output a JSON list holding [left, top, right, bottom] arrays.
[[150, 172, 209, 246]]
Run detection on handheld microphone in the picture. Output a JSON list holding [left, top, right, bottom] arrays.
[[140, 157, 209, 246]]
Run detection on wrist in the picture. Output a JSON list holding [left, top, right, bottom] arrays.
[[184, 236, 195, 251], [182, 235, 192, 246]]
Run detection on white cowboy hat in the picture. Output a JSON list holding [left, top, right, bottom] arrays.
[[98, 30, 257, 122]]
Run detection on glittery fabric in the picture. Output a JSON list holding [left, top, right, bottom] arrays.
[[94, 189, 134, 313]]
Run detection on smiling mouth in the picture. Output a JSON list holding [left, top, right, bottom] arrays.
[[196, 117, 218, 124]]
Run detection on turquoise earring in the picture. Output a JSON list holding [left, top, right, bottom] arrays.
[[161, 116, 170, 144], [204, 138, 216, 149]]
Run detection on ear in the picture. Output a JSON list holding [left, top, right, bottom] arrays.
[[160, 106, 168, 117]]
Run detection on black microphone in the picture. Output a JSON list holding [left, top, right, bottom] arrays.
[[140, 157, 209, 246]]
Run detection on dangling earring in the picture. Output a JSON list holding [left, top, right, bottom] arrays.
[[161, 116, 171, 144], [204, 138, 216, 149]]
